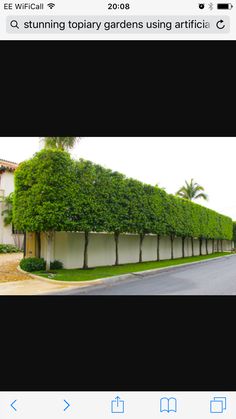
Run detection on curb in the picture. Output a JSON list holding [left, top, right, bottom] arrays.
[[17, 253, 235, 289], [16, 265, 93, 287]]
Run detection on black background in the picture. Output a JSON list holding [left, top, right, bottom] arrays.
[[1, 41, 235, 136], [0, 40, 235, 391]]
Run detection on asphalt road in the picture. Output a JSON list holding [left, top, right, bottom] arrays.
[[49, 255, 236, 295]]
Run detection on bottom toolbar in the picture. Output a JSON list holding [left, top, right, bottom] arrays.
[[0, 392, 235, 419]]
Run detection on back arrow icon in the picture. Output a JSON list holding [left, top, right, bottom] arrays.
[[64, 400, 70, 411], [10, 400, 17, 411]]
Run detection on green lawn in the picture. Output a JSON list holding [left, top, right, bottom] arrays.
[[34, 252, 232, 282]]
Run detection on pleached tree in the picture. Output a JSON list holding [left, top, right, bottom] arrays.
[[13, 149, 77, 270]]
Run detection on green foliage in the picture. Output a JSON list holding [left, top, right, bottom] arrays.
[[0, 243, 20, 253], [42, 137, 78, 151], [50, 260, 63, 269], [176, 178, 208, 201], [20, 257, 46, 272], [0, 192, 14, 226], [13, 149, 78, 232], [233, 222, 236, 244], [13, 150, 233, 240], [72, 159, 111, 232]]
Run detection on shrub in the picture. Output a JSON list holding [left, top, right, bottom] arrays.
[[20, 257, 46, 272], [0, 244, 21, 253], [50, 260, 63, 269]]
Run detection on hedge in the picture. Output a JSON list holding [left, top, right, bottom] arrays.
[[13, 150, 233, 266], [233, 222, 236, 245], [13, 150, 233, 240]]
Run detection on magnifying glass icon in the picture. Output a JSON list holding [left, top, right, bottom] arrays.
[[10, 20, 19, 29]]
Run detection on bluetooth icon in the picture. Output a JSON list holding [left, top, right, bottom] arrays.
[[208, 2, 214, 9]]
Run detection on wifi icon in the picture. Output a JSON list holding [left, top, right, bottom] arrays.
[[47, 3, 55, 9]]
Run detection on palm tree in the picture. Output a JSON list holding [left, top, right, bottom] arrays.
[[176, 179, 208, 201], [41, 137, 80, 151]]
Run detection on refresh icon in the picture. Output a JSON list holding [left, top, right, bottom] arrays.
[[216, 19, 225, 29]]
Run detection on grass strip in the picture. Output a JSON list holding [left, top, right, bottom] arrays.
[[33, 252, 232, 282]]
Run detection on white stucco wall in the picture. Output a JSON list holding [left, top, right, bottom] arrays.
[[201, 239, 207, 255], [142, 235, 157, 262], [207, 239, 213, 253], [222, 239, 231, 251], [159, 236, 171, 260], [173, 237, 182, 258], [193, 239, 200, 256], [1, 172, 14, 195], [0, 171, 23, 246], [0, 201, 4, 243], [0, 214, 13, 245], [88, 233, 115, 267], [208, 239, 214, 254], [39, 231, 233, 269], [54, 232, 84, 269], [118, 234, 140, 264], [186, 238, 193, 257], [184, 238, 189, 257]]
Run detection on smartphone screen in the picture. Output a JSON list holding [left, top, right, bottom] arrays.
[[0, 0, 235, 39]]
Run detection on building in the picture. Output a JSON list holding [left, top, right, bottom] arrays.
[[0, 159, 24, 248]]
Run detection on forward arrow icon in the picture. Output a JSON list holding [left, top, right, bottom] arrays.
[[64, 400, 70, 411]]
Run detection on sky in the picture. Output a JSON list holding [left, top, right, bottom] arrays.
[[1, 137, 236, 220]]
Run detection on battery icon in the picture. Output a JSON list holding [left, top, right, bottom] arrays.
[[217, 3, 233, 8]]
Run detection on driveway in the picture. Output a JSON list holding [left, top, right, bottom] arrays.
[[0, 253, 84, 295], [0, 253, 30, 282]]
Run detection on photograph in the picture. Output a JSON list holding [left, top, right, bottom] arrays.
[[0, 137, 235, 296]]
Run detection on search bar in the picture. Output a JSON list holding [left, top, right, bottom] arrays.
[[6, 15, 230, 33]]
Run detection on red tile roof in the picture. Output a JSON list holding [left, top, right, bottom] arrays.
[[0, 159, 18, 173], [0, 159, 18, 170]]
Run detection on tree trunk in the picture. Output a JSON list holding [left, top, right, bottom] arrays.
[[114, 232, 119, 266], [46, 231, 53, 271], [191, 237, 194, 257], [182, 237, 185, 258], [23, 232, 26, 258], [206, 239, 208, 255], [200, 238, 202, 256], [221, 239, 223, 252], [36, 231, 41, 258], [83, 231, 89, 269], [212, 239, 214, 253], [171, 235, 174, 260], [139, 233, 145, 263], [157, 235, 160, 261], [217, 239, 219, 252]]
